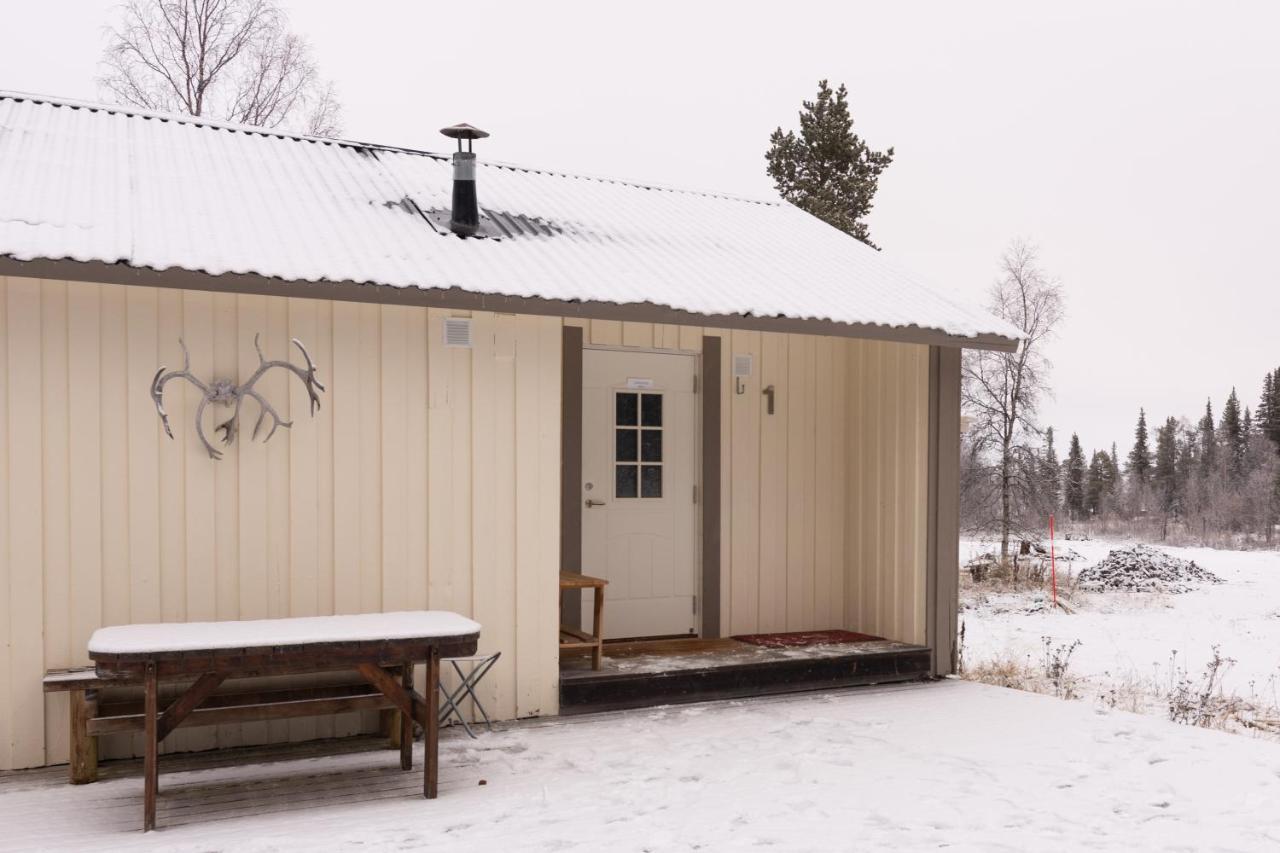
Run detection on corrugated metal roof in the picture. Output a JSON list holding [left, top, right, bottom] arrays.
[[0, 91, 1020, 346]]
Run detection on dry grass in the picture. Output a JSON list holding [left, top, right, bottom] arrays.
[[960, 636, 1280, 742]]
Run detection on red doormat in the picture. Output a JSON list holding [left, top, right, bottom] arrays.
[[732, 629, 884, 648]]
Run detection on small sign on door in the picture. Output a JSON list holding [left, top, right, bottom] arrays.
[[625, 377, 655, 389]]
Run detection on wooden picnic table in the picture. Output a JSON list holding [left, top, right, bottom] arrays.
[[87, 611, 480, 832]]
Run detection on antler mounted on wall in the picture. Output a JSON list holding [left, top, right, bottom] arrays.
[[150, 334, 326, 460]]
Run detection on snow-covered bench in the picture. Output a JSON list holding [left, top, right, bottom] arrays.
[[77, 611, 481, 831]]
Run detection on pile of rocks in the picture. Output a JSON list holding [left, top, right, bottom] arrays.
[[1076, 544, 1222, 593]]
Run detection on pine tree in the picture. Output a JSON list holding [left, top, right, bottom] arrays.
[[1198, 400, 1217, 475], [766, 80, 895, 248], [1154, 417, 1179, 511], [1064, 433, 1087, 518], [1127, 409, 1153, 486], [1221, 388, 1246, 482]]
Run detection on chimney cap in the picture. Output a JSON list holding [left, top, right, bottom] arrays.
[[440, 123, 490, 141]]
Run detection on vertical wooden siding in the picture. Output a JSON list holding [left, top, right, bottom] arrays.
[[844, 339, 931, 645], [2, 282, 932, 770], [0, 276, 560, 770]]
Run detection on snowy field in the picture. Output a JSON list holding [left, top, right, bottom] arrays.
[[3, 680, 1280, 852], [961, 538, 1280, 728]]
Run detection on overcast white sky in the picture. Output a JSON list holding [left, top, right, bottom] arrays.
[[3, 1, 1278, 457]]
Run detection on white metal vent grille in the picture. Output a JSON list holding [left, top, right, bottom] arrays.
[[443, 317, 472, 348], [732, 353, 753, 377]]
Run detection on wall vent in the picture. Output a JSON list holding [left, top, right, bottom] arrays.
[[732, 353, 753, 377], [444, 317, 473, 348]]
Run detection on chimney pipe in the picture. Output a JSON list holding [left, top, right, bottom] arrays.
[[439, 123, 490, 237]]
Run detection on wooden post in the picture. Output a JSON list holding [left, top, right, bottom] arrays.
[[592, 586, 605, 671], [143, 661, 158, 832], [425, 647, 440, 799], [69, 689, 99, 784], [399, 662, 414, 771]]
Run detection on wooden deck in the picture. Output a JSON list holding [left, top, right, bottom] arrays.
[[560, 637, 932, 714]]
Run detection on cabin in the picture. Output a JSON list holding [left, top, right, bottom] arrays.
[[0, 91, 1019, 771]]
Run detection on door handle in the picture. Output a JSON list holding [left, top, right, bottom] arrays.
[[585, 499, 607, 508]]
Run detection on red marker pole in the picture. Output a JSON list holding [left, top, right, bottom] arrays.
[[1049, 514, 1058, 609]]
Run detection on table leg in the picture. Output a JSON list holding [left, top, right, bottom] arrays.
[[400, 662, 414, 771], [425, 648, 440, 799], [143, 661, 158, 832], [592, 586, 605, 671], [69, 688, 98, 785]]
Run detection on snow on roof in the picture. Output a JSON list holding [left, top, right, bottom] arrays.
[[88, 611, 481, 655], [0, 91, 1020, 346]]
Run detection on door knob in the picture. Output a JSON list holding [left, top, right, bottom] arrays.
[[585, 499, 607, 508]]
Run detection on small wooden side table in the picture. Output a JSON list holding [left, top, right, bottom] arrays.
[[559, 571, 607, 670]]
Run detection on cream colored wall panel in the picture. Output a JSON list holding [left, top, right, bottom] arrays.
[[67, 283, 103, 667], [0, 276, 10, 770], [756, 332, 788, 633], [589, 319, 622, 345], [7, 278, 45, 768], [727, 329, 761, 634], [622, 321, 651, 349], [843, 339, 929, 646], [785, 335, 817, 631], [41, 282, 71, 765]]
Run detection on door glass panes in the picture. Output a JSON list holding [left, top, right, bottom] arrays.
[[615, 390, 663, 498]]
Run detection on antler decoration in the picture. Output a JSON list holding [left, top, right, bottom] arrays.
[[150, 334, 326, 460]]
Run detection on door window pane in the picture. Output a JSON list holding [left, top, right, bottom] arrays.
[[640, 429, 662, 462], [616, 392, 638, 425], [615, 429, 638, 462], [641, 465, 662, 498], [615, 464, 638, 498], [641, 393, 663, 426]]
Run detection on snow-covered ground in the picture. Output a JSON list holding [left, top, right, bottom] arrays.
[[3, 680, 1279, 852], [961, 538, 1280, 720]]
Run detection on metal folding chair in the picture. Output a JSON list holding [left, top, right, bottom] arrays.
[[437, 651, 501, 738]]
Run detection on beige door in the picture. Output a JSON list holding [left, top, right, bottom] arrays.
[[582, 348, 699, 639]]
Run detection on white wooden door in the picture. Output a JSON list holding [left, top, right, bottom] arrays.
[[581, 349, 699, 639]]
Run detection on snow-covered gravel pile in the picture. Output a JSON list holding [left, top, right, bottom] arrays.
[[1075, 544, 1222, 593], [961, 538, 1280, 713], [3, 680, 1279, 851]]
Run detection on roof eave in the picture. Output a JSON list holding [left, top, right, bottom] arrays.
[[0, 255, 1021, 352]]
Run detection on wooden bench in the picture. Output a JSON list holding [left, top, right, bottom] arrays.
[[559, 571, 608, 670], [44, 667, 403, 785]]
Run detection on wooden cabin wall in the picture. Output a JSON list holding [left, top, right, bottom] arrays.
[[844, 339, 931, 645], [0, 275, 561, 770], [566, 320, 859, 639]]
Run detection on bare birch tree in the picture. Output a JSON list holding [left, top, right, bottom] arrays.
[[962, 240, 1064, 560], [99, 0, 342, 136]]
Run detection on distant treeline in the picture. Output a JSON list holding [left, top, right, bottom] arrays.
[[962, 367, 1280, 547]]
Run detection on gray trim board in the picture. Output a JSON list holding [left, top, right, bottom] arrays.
[[0, 256, 1020, 353], [560, 326, 584, 631], [927, 346, 962, 675], [700, 337, 722, 639]]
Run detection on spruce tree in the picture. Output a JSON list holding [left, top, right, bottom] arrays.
[[1221, 388, 1245, 482], [1064, 433, 1087, 518], [1127, 409, 1153, 486], [766, 80, 895, 248], [1154, 416, 1179, 513], [1040, 427, 1061, 512], [1086, 451, 1107, 515], [1198, 400, 1217, 475], [1258, 371, 1273, 435]]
